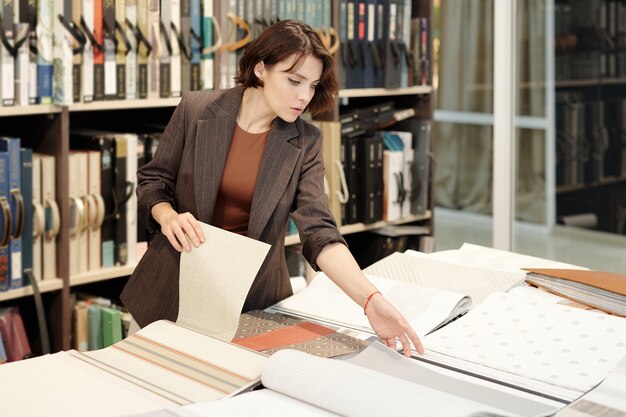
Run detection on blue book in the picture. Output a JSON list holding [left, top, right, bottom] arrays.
[[0, 137, 23, 289], [20, 148, 34, 278], [0, 152, 10, 292]]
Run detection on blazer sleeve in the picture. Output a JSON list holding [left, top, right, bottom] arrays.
[[136, 92, 189, 234], [291, 125, 347, 270]]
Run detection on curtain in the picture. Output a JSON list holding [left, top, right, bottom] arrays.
[[435, 0, 547, 224]]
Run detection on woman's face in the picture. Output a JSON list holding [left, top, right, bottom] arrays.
[[254, 54, 323, 123]]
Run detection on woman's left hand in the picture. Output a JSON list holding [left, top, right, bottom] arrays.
[[364, 292, 425, 357]]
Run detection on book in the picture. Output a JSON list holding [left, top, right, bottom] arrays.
[[420, 291, 626, 402], [273, 272, 472, 338], [0, 306, 31, 362], [553, 354, 626, 416], [363, 251, 526, 305], [525, 268, 626, 317], [232, 310, 368, 358], [184, 342, 561, 417], [0, 320, 267, 417]]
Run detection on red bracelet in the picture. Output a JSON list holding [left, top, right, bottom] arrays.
[[364, 291, 381, 315]]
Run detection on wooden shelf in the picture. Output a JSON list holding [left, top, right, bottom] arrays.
[[555, 77, 626, 88], [70, 265, 136, 287], [0, 104, 60, 117], [284, 211, 432, 246], [338, 85, 433, 98], [0, 279, 64, 302], [68, 97, 181, 112], [556, 176, 626, 194], [0, 98, 181, 117]]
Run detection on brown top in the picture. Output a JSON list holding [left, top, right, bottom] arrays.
[[211, 123, 269, 235]]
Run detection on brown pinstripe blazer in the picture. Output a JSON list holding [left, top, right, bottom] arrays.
[[120, 86, 346, 327]]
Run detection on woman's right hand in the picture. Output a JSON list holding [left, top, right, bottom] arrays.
[[152, 202, 205, 252]]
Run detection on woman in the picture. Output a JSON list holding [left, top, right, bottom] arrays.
[[120, 20, 424, 356]]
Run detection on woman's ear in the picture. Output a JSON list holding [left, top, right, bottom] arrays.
[[254, 61, 266, 80]]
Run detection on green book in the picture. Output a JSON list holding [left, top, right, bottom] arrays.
[[101, 307, 123, 348], [88, 305, 103, 350]]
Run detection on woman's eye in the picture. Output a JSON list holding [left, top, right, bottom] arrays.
[[288, 78, 300, 85], [311, 84, 318, 90]]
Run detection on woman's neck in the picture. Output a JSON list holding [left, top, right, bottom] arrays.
[[237, 87, 275, 133]]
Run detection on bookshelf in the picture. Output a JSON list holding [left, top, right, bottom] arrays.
[[553, 1, 626, 235], [70, 265, 137, 287], [0, 279, 64, 302], [285, 212, 433, 246], [0, 0, 434, 354], [338, 86, 433, 98]]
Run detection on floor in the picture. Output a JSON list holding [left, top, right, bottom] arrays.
[[433, 207, 626, 273]]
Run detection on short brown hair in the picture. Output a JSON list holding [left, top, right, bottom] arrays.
[[234, 20, 338, 116]]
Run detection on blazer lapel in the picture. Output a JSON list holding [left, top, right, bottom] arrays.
[[247, 119, 301, 240], [194, 87, 244, 222]]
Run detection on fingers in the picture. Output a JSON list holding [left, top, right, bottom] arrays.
[[162, 212, 205, 252], [398, 333, 412, 358], [405, 326, 425, 356], [384, 338, 395, 348]]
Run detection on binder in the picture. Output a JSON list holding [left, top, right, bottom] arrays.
[[382, 148, 404, 222], [52, 0, 76, 104], [124, 134, 138, 266], [72, 134, 117, 267], [189, 0, 201, 90], [72, 0, 84, 102], [82, 0, 95, 102], [0, 138, 23, 289], [605, 98, 626, 177], [93, 0, 105, 100], [31, 154, 43, 281], [0, 152, 10, 292], [398, 0, 410, 88], [359, 134, 383, 223], [115, 0, 128, 99], [20, 149, 33, 277], [40, 154, 59, 280], [169, 0, 182, 98], [23, 0, 39, 104], [125, 0, 138, 99], [147, 0, 160, 98], [86, 151, 103, 271], [388, 130, 413, 217], [585, 101, 607, 183], [159, 0, 172, 97], [15, 15, 31, 106], [103, 0, 118, 99], [372, 0, 386, 88], [1, 0, 16, 106], [36, 0, 54, 104], [345, 0, 360, 89], [354, 0, 367, 88], [200, 0, 215, 90], [383, 0, 402, 88], [68, 152, 89, 276], [135, 0, 150, 98], [347, 134, 364, 224], [412, 120, 431, 215], [180, 0, 192, 92], [113, 135, 129, 266]]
